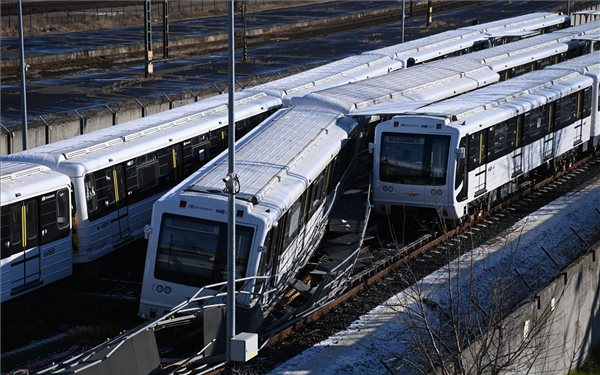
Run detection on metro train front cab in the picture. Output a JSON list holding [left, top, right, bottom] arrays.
[[372, 115, 462, 220]]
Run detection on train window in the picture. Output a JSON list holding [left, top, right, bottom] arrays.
[[40, 189, 70, 244], [455, 137, 466, 190], [581, 87, 592, 119], [557, 93, 578, 129], [25, 200, 38, 246], [1, 204, 22, 259], [522, 107, 546, 144], [56, 188, 70, 230], [136, 154, 159, 192], [84, 174, 98, 214], [512, 64, 533, 78], [184, 135, 210, 177], [307, 166, 329, 219], [467, 131, 487, 171], [209, 128, 227, 156], [154, 214, 253, 286], [284, 197, 305, 249], [487, 121, 511, 161], [498, 69, 510, 82], [381, 133, 450, 185], [156, 147, 177, 189]]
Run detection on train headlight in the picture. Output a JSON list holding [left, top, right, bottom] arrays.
[[164, 286, 172, 294], [156, 285, 164, 293], [381, 185, 394, 193]]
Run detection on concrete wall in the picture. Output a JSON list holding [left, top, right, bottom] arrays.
[[460, 241, 600, 374]]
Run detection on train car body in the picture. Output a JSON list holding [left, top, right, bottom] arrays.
[[546, 52, 600, 148], [371, 52, 599, 220], [139, 104, 361, 319], [1, 161, 71, 302], [248, 13, 573, 103], [2, 93, 281, 263]]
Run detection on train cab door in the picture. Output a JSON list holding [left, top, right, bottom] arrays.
[[109, 165, 129, 243], [2, 199, 42, 296]]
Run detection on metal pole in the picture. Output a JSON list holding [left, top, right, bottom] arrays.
[[242, 0, 248, 62], [18, 0, 28, 150], [144, 0, 154, 78], [401, 0, 405, 43], [226, 0, 237, 364], [163, 0, 169, 58]]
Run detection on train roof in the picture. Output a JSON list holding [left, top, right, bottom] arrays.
[[298, 58, 496, 113], [461, 12, 569, 34], [2, 92, 280, 172], [401, 56, 596, 133], [0, 161, 70, 205], [368, 12, 569, 63], [545, 50, 600, 75], [365, 28, 482, 63], [454, 73, 591, 134], [247, 54, 401, 100], [185, 104, 350, 214]]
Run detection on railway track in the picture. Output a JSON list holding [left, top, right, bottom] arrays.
[[242, 153, 600, 375], [2, 153, 598, 373]]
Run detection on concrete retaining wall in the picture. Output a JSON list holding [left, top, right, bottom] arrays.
[[461, 241, 600, 374]]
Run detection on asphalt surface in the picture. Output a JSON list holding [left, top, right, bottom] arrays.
[[0, 1, 569, 127]]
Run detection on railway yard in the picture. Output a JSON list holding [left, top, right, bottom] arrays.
[[1, 1, 600, 375]]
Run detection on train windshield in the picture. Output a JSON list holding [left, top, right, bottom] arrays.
[[380, 133, 450, 186], [154, 213, 254, 287]]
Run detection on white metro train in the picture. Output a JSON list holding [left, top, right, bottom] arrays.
[[371, 52, 600, 221], [138, 25, 596, 317], [0, 14, 587, 302], [1, 162, 71, 302]]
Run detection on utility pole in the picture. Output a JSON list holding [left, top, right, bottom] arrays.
[[241, 0, 248, 62], [144, 0, 153, 77], [427, 0, 433, 27], [401, 0, 405, 43], [18, 0, 28, 150], [225, 0, 237, 366], [163, 0, 169, 58]]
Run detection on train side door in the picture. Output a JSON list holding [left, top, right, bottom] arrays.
[[511, 116, 523, 178], [1, 199, 41, 297], [469, 131, 487, 197], [543, 103, 556, 161], [111, 165, 129, 242]]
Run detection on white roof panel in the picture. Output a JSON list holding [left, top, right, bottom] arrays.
[[188, 105, 343, 206]]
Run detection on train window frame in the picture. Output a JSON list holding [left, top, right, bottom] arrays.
[[283, 194, 306, 250], [522, 106, 547, 144], [467, 130, 487, 172], [25, 199, 38, 247], [581, 87, 592, 119], [557, 92, 578, 130], [1, 204, 22, 259], [40, 188, 71, 245]]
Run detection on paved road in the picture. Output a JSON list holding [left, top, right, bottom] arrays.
[[0, 1, 568, 127]]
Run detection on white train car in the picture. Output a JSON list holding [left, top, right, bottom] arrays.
[[248, 13, 573, 103], [462, 21, 599, 81], [2, 93, 281, 263], [1, 161, 71, 302], [546, 52, 600, 148], [138, 53, 507, 319], [139, 103, 362, 319], [366, 12, 571, 67], [371, 52, 599, 220]]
